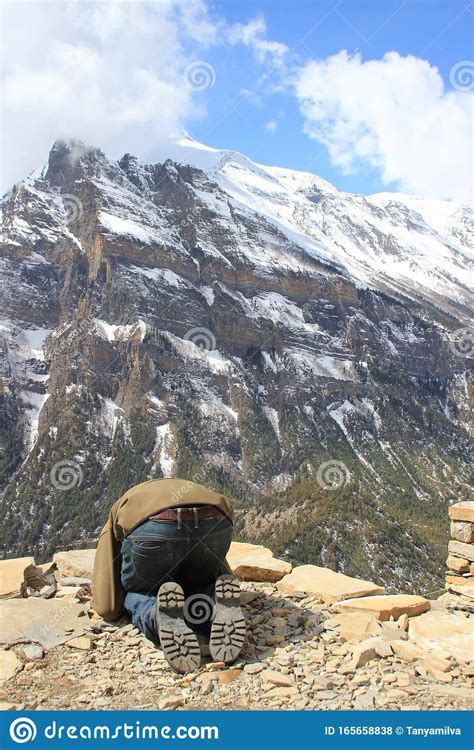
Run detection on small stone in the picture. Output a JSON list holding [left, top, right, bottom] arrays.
[[217, 669, 241, 684], [157, 696, 182, 710], [265, 634, 285, 645], [352, 691, 376, 710], [396, 614, 409, 630], [394, 671, 413, 687], [243, 662, 264, 674], [264, 686, 298, 698], [0, 651, 23, 682], [66, 636, 94, 651], [18, 644, 44, 660], [260, 669, 295, 687], [269, 616, 287, 628], [415, 663, 453, 683], [0, 702, 22, 710], [386, 688, 409, 701], [201, 682, 214, 695], [390, 641, 427, 663], [349, 640, 379, 669], [316, 690, 339, 700]]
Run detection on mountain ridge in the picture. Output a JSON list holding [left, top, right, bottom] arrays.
[[0, 136, 472, 594]]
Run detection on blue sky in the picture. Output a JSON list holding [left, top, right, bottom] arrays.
[[2, 0, 472, 200], [189, 0, 473, 195]]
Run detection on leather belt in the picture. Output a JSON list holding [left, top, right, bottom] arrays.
[[148, 505, 227, 528]]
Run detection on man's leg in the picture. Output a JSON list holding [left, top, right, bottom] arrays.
[[178, 515, 246, 663], [123, 591, 158, 644], [121, 519, 202, 673]]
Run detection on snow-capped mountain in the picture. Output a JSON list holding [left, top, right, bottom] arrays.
[[1, 136, 472, 592]]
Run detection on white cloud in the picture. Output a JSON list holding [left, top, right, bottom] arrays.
[[1, 0, 207, 190], [294, 50, 473, 202], [227, 14, 288, 68], [265, 119, 278, 133], [0, 0, 285, 191]]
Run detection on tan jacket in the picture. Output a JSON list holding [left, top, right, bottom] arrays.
[[91, 478, 234, 620]]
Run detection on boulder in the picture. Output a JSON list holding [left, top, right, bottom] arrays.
[[449, 501, 474, 523], [323, 612, 382, 643], [226, 542, 291, 582], [277, 565, 384, 603], [450, 521, 474, 544], [53, 549, 96, 579], [408, 609, 474, 664], [0, 650, 22, 681], [0, 557, 36, 599], [0, 597, 87, 648], [336, 594, 430, 621]]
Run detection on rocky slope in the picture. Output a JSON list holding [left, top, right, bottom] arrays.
[[0, 137, 473, 592], [1, 542, 473, 712]]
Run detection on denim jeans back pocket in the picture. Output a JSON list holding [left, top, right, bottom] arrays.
[[129, 536, 174, 594]]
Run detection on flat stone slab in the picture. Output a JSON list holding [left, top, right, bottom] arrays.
[[0, 597, 87, 649], [0, 557, 36, 598], [53, 549, 96, 579], [324, 612, 382, 643], [446, 581, 474, 600], [449, 501, 474, 523], [227, 542, 292, 582], [450, 521, 474, 544], [277, 565, 384, 603], [336, 594, 430, 621], [408, 609, 474, 664], [448, 541, 474, 561]]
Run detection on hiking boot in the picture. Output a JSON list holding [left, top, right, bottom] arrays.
[[210, 574, 246, 664], [156, 582, 201, 673]]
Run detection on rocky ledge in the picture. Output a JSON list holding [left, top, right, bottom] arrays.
[[1, 532, 473, 712]]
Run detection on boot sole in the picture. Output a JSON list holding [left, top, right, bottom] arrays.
[[210, 574, 246, 664], [156, 582, 201, 674]]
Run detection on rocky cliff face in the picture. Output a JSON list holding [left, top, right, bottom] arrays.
[[0, 137, 472, 591]]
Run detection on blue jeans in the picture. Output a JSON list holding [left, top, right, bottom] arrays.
[[121, 513, 233, 644]]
